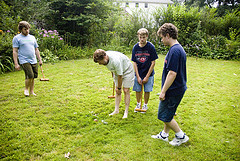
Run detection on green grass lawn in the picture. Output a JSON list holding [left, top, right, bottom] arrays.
[[1, 55, 239, 160]]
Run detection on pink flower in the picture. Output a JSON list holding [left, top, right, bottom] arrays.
[[7, 30, 10, 32], [43, 34, 46, 37], [59, 38, 63, 40], [51, 36, 54, 38]]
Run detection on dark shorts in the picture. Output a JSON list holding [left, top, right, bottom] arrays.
[[158, 94, 184, 122], [21, 63, 38, 79]]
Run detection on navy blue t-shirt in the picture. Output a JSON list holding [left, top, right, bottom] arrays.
[[162, 44, 187, 97], [131, 41, 158, 79]]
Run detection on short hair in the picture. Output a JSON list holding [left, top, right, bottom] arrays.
[[137, 28, 148, 36], [93, 49, 106, 63], [18, 21, 31, 32], [157, 23, 178, 39]]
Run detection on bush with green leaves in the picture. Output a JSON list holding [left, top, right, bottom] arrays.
[[0, 30, 15, 73], [151, 5, 240, 60]]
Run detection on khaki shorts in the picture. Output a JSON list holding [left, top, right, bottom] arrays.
[[114, 64, 134, 88], [21, 63, 38, 79]]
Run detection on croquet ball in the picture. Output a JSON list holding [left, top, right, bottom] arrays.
[[94, 119, 98, 122]]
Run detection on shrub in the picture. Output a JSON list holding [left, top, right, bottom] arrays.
[[0, 30, 15, 73]]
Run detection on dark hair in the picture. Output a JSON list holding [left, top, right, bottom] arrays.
[[93, 49, 106, 63], [157, 23, 178, 39], [18, 21, 31, 32]]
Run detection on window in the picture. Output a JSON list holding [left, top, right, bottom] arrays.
[[145, 3, 148, 8], [126, 2, 129, 7], [135, 3, 139, 7]]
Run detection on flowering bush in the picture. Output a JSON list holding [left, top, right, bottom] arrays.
[[37, 29, 64, 52], [34, 29, 65, 63]]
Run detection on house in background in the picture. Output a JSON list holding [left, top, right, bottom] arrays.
[[114, 0, 174, 15]]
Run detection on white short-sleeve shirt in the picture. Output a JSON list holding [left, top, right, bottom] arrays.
[[106, 51, 132, 76]]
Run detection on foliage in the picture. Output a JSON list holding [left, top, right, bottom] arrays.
[[3, 0, 52, 29], [153, 5, 240, 60], [0, 1, 21, 33], [40, 49, 59, 63], [0, 56, 239, 160], [45, 0, 114, 46], [36, 29, 65, 53], [0, 31, 15, 73], [56, 45, 97, 60]]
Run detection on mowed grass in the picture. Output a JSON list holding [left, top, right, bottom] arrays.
[[0, 55, 239, 160]]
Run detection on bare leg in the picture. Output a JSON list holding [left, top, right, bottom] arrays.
[[30, 79, 36, 95], [144, 92, 150, 104], [109, 88, 121, 116], [123, 88, 130, 119], [136, 91, 141, 103], [24, 79, 30, 96], [164, 119, 181, 133]]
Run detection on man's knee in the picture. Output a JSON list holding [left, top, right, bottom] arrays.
[[123, 88, 130, 93]]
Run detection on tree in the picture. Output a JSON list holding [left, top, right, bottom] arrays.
[[44, 0, 114, 46], [184, 0, 239, 8]]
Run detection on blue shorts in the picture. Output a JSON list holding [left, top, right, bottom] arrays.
[[158, 94, 184, 122], [133, 76, 154, 92]]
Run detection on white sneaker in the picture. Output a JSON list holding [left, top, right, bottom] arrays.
[[141, 104, 148, 113], [134, 104, 140, 112], [169, 134, 189, 146], [151, 132, 169, 142]]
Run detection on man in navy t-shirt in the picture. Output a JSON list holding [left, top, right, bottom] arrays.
[[151, 23, 189, 146], [132, 28, 158, 113]]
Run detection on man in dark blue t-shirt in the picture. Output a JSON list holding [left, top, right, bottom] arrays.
[[132, 28, 158, 113], [151, 23, 189, 146]]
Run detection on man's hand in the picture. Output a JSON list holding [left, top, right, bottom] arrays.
[[15, 64, 21, 71], [159, 91, 166, 101], [39, 60, 43, 66], [137, 76, 142, 85], [142, 76, 149, 84]]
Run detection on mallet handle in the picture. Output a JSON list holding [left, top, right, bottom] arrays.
[[40, 65, 45, 78], [140, 83, 143, 109]]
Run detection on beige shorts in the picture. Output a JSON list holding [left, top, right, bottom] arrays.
[[114, 64, 134, 88]]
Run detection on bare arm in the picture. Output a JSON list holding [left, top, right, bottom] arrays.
[[35, 48, 42, 65], [13, 47, 21, 70], [159, 70, 177, 101], [143, 60, 156, 84]]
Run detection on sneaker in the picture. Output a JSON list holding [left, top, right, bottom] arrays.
[[151, 132, 169, 142], [141, 104, 148, 113], [169, 134, 189, 146], [134, 104, 141, 113]]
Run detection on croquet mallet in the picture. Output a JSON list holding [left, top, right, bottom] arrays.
[[108, 81, 115, 98], [135, 84, 147, 112], [40, 64, 49, 81], [108, 72, 115, 98]]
